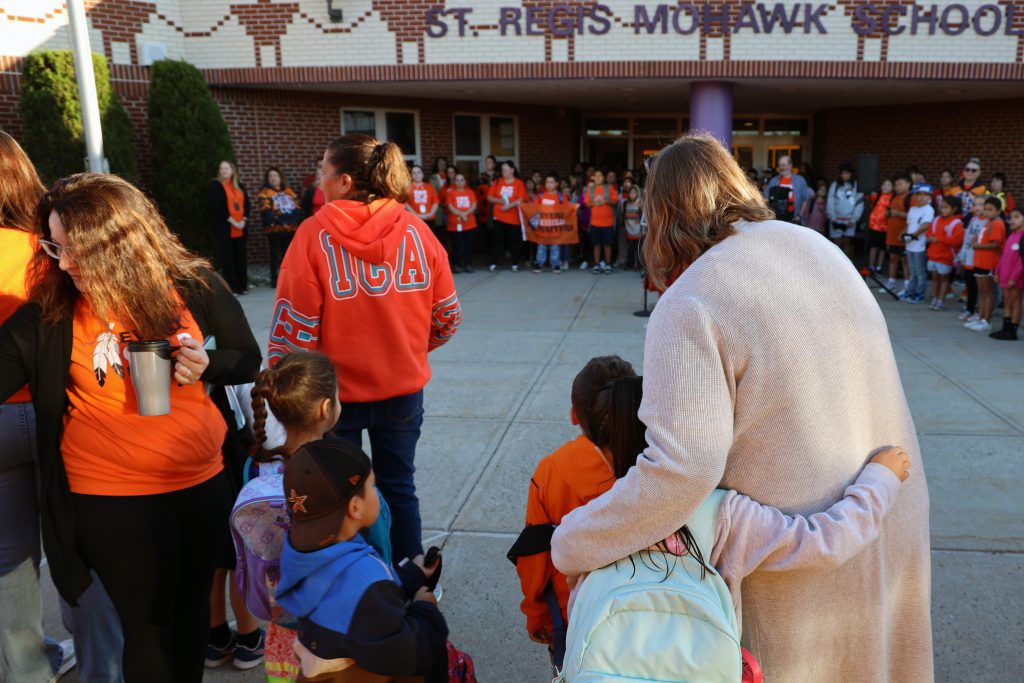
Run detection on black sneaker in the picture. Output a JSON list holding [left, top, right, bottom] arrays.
[[205, 632, 236, 669], [232, 628, 265, 670]]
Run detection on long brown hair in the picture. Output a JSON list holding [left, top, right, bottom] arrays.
[[251, 352, 338, 461], [571, 355, 638, 448], [643, 133, 774, 291], [217, 160, 242, 192], [325, 134, 410, 203], [29, 173, 211, 337], [0, 131, 45, 231]]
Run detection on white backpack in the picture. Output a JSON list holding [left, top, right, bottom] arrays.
[[557, 490, 742, 682]]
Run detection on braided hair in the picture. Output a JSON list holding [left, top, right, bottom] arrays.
[[250, 351, 338, 462]]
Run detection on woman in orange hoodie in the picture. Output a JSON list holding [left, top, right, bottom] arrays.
[[270, 134, 461, 563]]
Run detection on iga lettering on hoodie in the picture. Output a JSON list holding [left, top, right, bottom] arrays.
[[269, 199, 462, 403]]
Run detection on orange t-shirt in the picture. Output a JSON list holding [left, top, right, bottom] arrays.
[[488, 178, 528, 224], [408, 182, 439, 220], [584, 184, 619, 228], [886, 192, 911, 246], [536, 191, 567, 207], [974, 218, 1006, 271], [223, 180, 246, 238], [516, 434, 613, 636], [0, 228, 34, 404], [445, 188, 477, 232], [61, 299, 226, 495], [926, 215, 964, 265]]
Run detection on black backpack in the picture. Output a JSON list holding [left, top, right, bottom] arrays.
[[768, 184, 794, 220]]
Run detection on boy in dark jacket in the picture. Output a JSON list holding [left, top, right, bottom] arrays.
[[276, 440, 447, 682]]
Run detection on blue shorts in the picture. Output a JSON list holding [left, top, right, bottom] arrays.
[[927, 261, 952, 276], [590, 226, 615, 246]]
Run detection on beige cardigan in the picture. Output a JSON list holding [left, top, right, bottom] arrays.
[[552, 220, 932, 682]]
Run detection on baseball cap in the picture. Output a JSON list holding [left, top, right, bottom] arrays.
[[912, 183, 933, 195], [284, 438, 372, 552]]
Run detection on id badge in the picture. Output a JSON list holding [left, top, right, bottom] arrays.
[[419, 204, 426, 214], [457, 223, 463, 232]]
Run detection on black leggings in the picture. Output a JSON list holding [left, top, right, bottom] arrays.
[[965, 269, 978, 314], [490, 219, 523, 266], [73, 471, 232, 683]]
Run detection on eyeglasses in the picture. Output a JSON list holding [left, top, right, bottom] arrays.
[[39, 239, 75, 262], [964, 167, 980, 173]]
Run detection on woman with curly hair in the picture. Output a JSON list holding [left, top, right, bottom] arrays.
[[0, 173, 261, 682]]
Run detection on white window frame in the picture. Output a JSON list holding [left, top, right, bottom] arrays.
[[340, 108, 421, 164], [452, 113, 519, 174]]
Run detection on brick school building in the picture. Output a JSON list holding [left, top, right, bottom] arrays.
[[1, 0, 1023, 257]]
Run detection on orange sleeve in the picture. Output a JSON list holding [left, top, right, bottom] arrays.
[[516, 180, 528, 203], [516, 471, 556, 637]]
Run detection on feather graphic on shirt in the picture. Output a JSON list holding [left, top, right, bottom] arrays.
[[92, 323, 123, 387]]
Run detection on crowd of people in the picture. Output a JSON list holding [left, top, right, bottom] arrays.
[[0, 126, 946, 683]]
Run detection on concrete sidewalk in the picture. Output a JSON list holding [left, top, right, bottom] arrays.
[[43, 266, 1022, 682]]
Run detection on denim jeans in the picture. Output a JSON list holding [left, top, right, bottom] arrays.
[[0, 403, 123, 683], [333, 391, 425, 562], [907, 250, 928, 298], [535, 244, 561, 268]]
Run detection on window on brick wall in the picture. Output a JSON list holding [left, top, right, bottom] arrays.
[[341, 109, 420, 162], [453, 114, 518, 177]]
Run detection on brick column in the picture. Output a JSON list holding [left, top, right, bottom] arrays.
[[689, 81, 733, 149]]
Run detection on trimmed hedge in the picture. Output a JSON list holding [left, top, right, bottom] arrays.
[[19, 49, 138, 184], [148, 59, 236, 259]]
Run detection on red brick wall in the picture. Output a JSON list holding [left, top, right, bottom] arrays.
[[815, 97, 1024, 195]]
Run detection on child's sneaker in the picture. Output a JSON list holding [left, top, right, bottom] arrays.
[[909, 294, 925, 304], [205, 632, 236, 668], [592, 264, 602, 274], [533, 265, 542, 273], [553, 265, 562, 274], [968, 319, 991, 332], [232, 628, 265, 670], [511, 265, 519, 272], [488, 264, 497, 272], [878, 278, 895, 294], [933, 300, 946, 311], [601, 263, 612, 274], [897, 289, 910, 301], [958, 309, 972, 321], [579, 261, 589, 271]]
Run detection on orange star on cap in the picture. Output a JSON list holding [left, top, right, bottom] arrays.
[[288, 488, 308, 514]]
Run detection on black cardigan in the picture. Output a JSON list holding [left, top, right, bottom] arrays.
[[210, 180, 250, 239], [0, 268, 261, 603]]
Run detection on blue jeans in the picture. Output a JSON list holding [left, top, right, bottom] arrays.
[[907, 250, 928, 298], [0, 403, 123, 683], [334, 391, 425, 562], [535, 244, 561, 268]]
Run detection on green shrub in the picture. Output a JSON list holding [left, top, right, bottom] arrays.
[[148, 59, 235, 259], [18, 49, 138, 184]]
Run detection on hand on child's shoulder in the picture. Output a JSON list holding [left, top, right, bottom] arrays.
[[869, 446, 911, 482]]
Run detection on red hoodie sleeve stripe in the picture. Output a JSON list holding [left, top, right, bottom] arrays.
[[429, 292, 461, 351]]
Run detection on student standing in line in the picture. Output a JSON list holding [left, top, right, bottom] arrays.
[[901, 184, 936, 304], [488, 160, 528, 272], [957, 197, 990, 323], [924, 195, 964, 312], [988, 172, 1015, 214], [882, 174, 912, 294], [407, 165, 440, 226], [966, 197, 1008, 333], [533, 173, 571, 274], [990, 208, 1024, 340], [429, 157, 449, 243], [622, 185, 645, 271], [867, 178, 893, 273], [933, 169, 954, 211], [446, 172, 478, 273], [826, 162, 864, 256], [585, 169, 618, 274]]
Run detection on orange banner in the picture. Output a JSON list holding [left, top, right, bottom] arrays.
[[520, 202, 579, 245]]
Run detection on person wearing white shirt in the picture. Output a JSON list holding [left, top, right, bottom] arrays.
[[902, 184, 936, 303]]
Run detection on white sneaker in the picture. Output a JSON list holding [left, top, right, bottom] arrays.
[[958, 310, 972, 321], [878, 279, 896, 294], [510, 265, 519, 272], [579, 261, 589, 271], [969, 319, 991, 332], [51, 639, 76, 682], [488, 264, 497, 272]]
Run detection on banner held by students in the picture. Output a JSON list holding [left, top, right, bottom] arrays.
[[520, 203, 579, 245]]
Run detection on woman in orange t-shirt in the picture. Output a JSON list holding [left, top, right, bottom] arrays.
[[446, 172, 478, 273], [0, 173, 261, 682], [487, 160, 528, 271], [406, 164, 439, 225], [210, 160, 250, 295]]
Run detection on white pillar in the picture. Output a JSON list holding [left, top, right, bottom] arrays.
[[66, 0, 106, 173]]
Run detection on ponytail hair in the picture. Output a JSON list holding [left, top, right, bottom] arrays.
[[325, 134, 410, 203], [571, 355, 637, 448], [250, 351, 338, 462]]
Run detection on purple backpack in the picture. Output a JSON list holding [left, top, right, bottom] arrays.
[[230, 459, 289, 621]]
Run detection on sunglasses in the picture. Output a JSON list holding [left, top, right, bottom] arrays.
[[964, 167, 980, 173], [39, 239, 75, 262]]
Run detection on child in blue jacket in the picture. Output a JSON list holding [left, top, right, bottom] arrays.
[[276, 439, 448, 682]]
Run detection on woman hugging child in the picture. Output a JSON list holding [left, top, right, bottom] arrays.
[[512, 356, 911, 681]]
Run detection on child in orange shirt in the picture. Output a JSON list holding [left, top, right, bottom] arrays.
[[966, 197, 1008, 332], [407, 165, 439, 225], [925, 195, 964, 311], [532, 174, 572, 274], [883, 175, 912, 293], [509, 356, 636, 674], [867, 178, 893, 273], [584, 170, 619, 274], [445, 172, 477, 274]]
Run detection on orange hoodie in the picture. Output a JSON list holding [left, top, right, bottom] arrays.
[[268, 198, 461, 402], [516, 435, 613, 638]]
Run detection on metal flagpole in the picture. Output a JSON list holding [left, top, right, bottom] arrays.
[[66, 0, 106, 173]]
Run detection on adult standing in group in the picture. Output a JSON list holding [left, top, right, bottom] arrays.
[[826, 162, 865, 257], [552, 135, 932, 682], [210, 160, 250, 295], [258, 167, 301, 288], [488, 160, 528, 272], [946, 157, 987, 218], [300, 159, 326, 218], [269, 134, 462, 562], [430, 156, 450, 243], [0, 133, 123, 683], [0, 173, 262, 682], [764, 155, 811, 224]]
